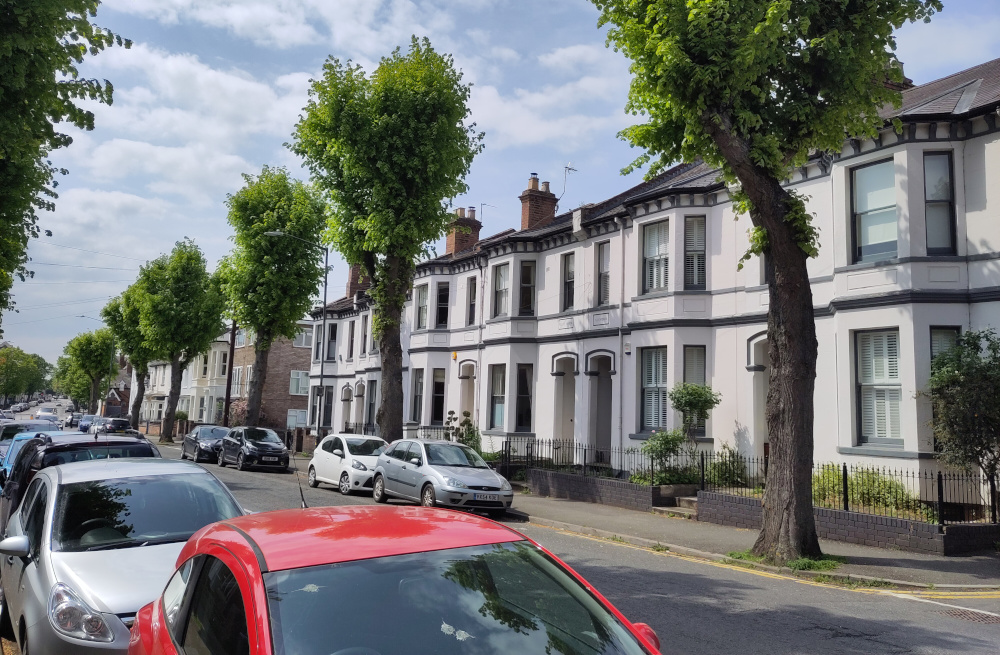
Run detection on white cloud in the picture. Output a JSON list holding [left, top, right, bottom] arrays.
[[895, 15, 1000, 84], [539, 44, 623, 75]]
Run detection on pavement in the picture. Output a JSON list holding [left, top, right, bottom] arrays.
[[507, 491, 1000, 588]]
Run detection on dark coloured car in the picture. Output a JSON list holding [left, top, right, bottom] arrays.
[[77, 414, 96, 432], [98, 417, 133, 434], [217, 426, 289, 472], [0, 421, 61, 461], [0, 432, 161, 540], [181, 424, 229, 463]]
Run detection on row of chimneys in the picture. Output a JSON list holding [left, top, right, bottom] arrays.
[[346, 173, 558, 298]]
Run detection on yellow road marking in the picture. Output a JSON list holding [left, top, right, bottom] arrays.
[[529, 523, 1000, 600]]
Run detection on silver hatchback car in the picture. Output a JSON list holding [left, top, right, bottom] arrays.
[[0, 459, 244, 654], [372, 439, 513, 518]]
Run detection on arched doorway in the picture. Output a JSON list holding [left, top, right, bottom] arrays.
[[458, 361, 476, 420], [340, 385, 353, 430], [553, 356, 577, 444], [749, 335, 770, 457], [587, 355, 614, 459]]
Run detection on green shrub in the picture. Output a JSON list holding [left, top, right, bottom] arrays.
[[811, 465, 937, 522], [786, 556, 845, 571], [707, 444, 747, 486], [174, 410, 188, 422], [629, 466, 700, 486]]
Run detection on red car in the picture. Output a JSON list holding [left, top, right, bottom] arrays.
[[128, 505, 661, 655]]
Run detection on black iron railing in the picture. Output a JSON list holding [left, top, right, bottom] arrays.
[[497, 437, 998, 526], [343, 422, 378, 436]]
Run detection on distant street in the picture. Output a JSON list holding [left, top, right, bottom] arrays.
[[152, 439, 1000, 655]]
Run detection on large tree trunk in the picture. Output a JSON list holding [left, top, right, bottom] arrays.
[[160, 356, 184, 444], [375, 254, 406, 442], [129, 367, 147, 430], [88, 377, 99, 414], [703, 114, 821, 562], [246, 342, 270, 427]]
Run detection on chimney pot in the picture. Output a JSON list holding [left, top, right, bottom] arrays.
[[520, 172, 558, 231], [541, 181, 550, 193], [468, 207, 476, 220], [456, 207, 466, 218], [527, 175, 539, 191]]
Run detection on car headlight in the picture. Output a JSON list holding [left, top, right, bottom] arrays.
[[446, 477, 468, 489], [351, 459, 367, 471], [500, 479, 511, 491], [198, 442, 210, 449], [49, 583, 114, 643], [246, 445, 257, 453]]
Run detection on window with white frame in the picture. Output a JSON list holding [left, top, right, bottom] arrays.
[[597, 242, 611, 306], [326, 323, 336, 360], [313, 325, 323, 360], [642, 348, 669, 430], [684, 216, 706, 290], [490, 364, 506, 429], [643, 221, 669, 293], [289, 370, 310, 395], [235, 329, 246, 348], [561, 253, 575, 311], [347, 320, 355, 360], [467, 276, 477, 326], [411, 368, 424, 423], [436, 283, 449, 328], [360, 315, 368, 356], [492, 264, 509, 318], [853, 159, 897, 263], [924, 152, 955, 255], [201, 355, 209, 378], [245, 365, 253, 397], [286, 409, 307, 429], [232, 367, 243, 397], [519, 261, 536, 316], [218, 352, 228, 378], [293, 328, 312, 348], [930, 327, 960, 361], [683, 345, 707, 435], [857, 330, 901, 443], [415, 285, 429, 329]]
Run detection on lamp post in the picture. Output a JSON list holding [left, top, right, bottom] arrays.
[[263, 231, 329, 435], [77, 315, 115, 416]]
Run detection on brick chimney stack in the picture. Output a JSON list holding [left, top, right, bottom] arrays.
[[520, 173, 557, 231], [446, 206, 482, 255], [346, 263, 371, 298]]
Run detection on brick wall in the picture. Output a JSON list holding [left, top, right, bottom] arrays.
[[528, 470, 653, 512], [697, 491, 1000, 555], [232, 334, 311, 430]]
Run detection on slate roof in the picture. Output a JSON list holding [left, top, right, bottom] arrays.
[[886, 57, 1000, 120]]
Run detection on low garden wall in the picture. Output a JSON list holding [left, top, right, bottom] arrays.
[[698, 491, 1000, 555], [528, 470, 653, 512]]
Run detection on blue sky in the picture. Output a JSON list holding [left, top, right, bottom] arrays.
[[5, 0, 1000, 363]]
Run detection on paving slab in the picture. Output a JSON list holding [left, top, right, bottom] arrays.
[[510, 493, 1000, 588]]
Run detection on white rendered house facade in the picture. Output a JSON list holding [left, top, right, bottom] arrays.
[[307, 59, 1000, 466]]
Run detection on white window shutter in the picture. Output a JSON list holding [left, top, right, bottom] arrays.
[[886, 331, 899, 380], [858, 333, 874, 383], [685, 216, 706, 249], [685, 347, 706, 385], [887, 388, 901, 439]]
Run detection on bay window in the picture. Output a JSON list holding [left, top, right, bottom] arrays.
[[856, 330, 901, 443], [853, 159, 897, 263]]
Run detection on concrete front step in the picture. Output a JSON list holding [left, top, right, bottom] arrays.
[[652, 506, 697, 520], [676, 496, 699, 510]]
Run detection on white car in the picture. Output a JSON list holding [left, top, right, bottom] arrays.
[[307, 434, 388, 495]]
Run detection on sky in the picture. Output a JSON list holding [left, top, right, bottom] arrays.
[[5, 0, 1000, 364]]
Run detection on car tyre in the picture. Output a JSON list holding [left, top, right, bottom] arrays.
[[488, 509, 506, 520], [0, 595, 13, 640], [307, 467, 319, 488], [236, 453, 247, 471], [339, 472, 352, 495], [372, 475, 388, 503], [180, 444, 188, 460], [217, 449, 226, 467], [421, 484, 436, 508]]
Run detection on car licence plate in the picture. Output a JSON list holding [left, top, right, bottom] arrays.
[[474, 493, 499, 501], [262, 456, 278, 462]]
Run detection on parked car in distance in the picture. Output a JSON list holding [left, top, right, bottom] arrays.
[[180, 425, 228, 463], [0, 432, 161, 538], [217, 427, 289, 472], [0, 458, 246, 655], [62, 412, 83, 429], [88, 417, 110, 434], [77, 415, 97, 432], [127, 506, 661, 655], [0, 410, 14, 421], [372, 439, 514, 518], [0, 421, 62, 460], [308, 434, 387, 494], [95, 418, 132, 434], [35, 406, 57, 420]]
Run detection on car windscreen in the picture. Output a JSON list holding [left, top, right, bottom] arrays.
[[425, 443, 490, 469], [246, 427, 281, 444], [3, 439, 28, 467], [265, 541, 648, 655], [346, 438, 386, 457], [41, 442, 156, 467], [200, 427, 229, 440], [52, 473, 243, 553]]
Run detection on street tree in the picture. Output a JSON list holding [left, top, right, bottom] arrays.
[[0, 0, 129, 332], [137, 240, 224, 443], [52, 354, 91, 408], [292, 37, 483, 441], [928, 329, 1000, 518], [65, 329, 115, 413], [102, 284, 157, 429], [0, 347, 29, 405], [593, 0, 941, 562], [218, 166, 326, 427]]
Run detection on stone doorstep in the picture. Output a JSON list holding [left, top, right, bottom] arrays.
[[652, 506, 697, 520], [514, 513, 998, 592], [676, 496, 699, 510]]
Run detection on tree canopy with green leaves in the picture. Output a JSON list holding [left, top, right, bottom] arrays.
[[102, 283, 158, 428], [52, 353, 92, 407], [136, 239, 224, 442], [593, 0, 941, 562], [218, 166, 326, 427], [0, 347, 50, 404], [65, 329, 115, 413], [928, 329, 1000, 504], [292, 36, 483, 441], [0, 0, 129, 332]]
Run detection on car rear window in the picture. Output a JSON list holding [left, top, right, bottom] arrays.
[[41, 442, 156, 467], [264, 541, 648, 655], [52, 473, 243, 552]]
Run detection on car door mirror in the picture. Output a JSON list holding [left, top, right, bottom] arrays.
[[0, 470, 7, 487], [0, 535, 29, 559], [332, 449, 344, 458], [632, 623, 660, 651], [409, 457, 421, 466]]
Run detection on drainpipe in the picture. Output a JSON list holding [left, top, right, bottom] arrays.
[[617, 211, 632, 447], [475, 253, 487, 429]]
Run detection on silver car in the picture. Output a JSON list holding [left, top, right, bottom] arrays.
[[0, 459, 244, 654], [372, 439, 513, 518]]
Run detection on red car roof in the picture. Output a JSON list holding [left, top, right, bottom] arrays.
[[196, 506, 525, 572]]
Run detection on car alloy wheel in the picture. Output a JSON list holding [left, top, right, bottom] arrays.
[[236, 453, 246, 471], [339, 472, 352, 495], [217, 449, 226, 467], [372, 475, 387, 503], [421, 484, 436, 508], [307, 467, 318, 488]]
